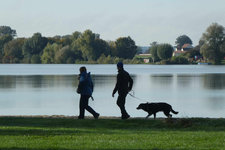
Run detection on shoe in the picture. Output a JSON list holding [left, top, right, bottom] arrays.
[[94, 113, 100, 119], [122, 114, 130, 120]]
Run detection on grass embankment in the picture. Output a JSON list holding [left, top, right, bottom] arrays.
[[221, 60, 225, 65], [0, 116, 224, 150]]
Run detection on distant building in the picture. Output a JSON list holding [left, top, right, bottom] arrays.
[[138, 54, 151, 63], [181, 44, 193, 51], [173, 43, 193, 56], [173, 50, 186, 57]]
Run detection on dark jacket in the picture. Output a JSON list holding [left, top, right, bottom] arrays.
[[113, 69, 133, 95], [77, 72, 93, 96]]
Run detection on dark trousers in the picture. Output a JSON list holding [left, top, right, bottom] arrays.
[[79, 95, 98, 118], [117, 93, 129, 117]]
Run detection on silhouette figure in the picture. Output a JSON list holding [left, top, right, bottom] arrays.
[[77, 66, 99, 119], [112, 62, 133, 119]]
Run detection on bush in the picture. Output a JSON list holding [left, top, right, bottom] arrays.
[[160, 60, 171, 64], [31, 55, 41, 64], [171, 56, 189, 64], [97, 54, 115, 64]]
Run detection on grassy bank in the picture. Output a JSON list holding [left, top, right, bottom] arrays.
[[0, 116, 224, 150]]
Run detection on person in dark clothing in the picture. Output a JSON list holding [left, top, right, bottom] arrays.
[[112, 62, 133, 119], [77, 66, 99, 119]]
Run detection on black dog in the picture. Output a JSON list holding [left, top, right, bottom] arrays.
[[137, 102, 178, 119]]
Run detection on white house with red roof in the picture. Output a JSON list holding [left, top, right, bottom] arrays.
[[173, 43, 193, 56]]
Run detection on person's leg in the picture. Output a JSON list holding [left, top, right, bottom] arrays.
[[78, 95, 85, 119], [83, 95, 99, 119], [117, 94, 129, 119]]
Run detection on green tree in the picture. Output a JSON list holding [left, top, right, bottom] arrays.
[[0, 26, 16, 37], [0, 53, 2, 63], [200, 23, 225, 64], [150, 41, 158, 47], [108, 41, 117, 56], [0, 34, 13, 55], [73, 30, 96, 61], [157, 44, 173, 60], [0, 26, 16, 55], [97, 54, 107, 64], [55, 46, 78, 64], [61, 35, 73, 46], [93, 38, 110, 60], [72, 31, 81, 41], [72, 30, 109, 61], [184, 45, 201, 59], [41, 43, 62, 64], [22, 33, 48, 63], [3, 38, 25, 63], [47, 36, 62, 45], [31, 55, 41, 64], [150, 45, 160, 62], [115, 36, 137, 59], [97, 54, 116, 64], [48, 32, 81, 47], [220, 40, 225, 54], [175, 35, 192, 48]]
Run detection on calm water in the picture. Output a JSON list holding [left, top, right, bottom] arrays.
[[0, 64, 225, 118]]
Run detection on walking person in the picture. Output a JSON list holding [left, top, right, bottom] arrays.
[[112, 62, 133, 119], [77, 66, 99, 119]]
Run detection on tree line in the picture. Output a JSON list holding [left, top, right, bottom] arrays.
[[0, 27, 139, 64], [149, 23, 225, 65], [1, 22, 225, 65]]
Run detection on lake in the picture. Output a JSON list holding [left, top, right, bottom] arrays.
[[0, 64, 225, 118]]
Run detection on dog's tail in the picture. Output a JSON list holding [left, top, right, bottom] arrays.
[[171, 108, 178, 114]]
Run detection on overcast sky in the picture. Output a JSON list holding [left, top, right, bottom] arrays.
[[1, 0, 225, 46]]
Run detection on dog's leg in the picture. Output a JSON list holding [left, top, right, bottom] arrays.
[[145, 114, 151, 119], [153, 113, 156, 119], [164, 111, 172, 118]]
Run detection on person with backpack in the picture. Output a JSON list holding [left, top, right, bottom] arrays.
[[77, 66, 99, 119], [112, 62, 133, 119]]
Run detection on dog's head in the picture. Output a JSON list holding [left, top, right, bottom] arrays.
[[136, 103, 146, 110]]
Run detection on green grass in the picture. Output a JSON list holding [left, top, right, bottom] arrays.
[[221, 60, 225, 65], [0, 117, 224, 150]]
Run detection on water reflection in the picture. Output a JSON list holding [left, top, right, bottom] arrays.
[[92, 75, 116, 87], [202, 74, 225, 89], [0, 76, 16, 88], [149, 75, 173, 88], [0, 74, 225, 117], [150, 75, 173, 84], [0, 75, 80, 89], [176, 75, 195, 88]]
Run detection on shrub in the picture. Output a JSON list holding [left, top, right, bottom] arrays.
[[31, 55, 41, 64], [171, 56, 189, 64]]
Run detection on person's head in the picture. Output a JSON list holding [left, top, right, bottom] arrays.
[[79, 66, 87, 73], [117, 62, 123, 70]]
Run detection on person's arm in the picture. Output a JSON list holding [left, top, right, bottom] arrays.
[[77, 75, 82, 94], [77, 74, 86, 93], [112, 74, 120, 97]]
